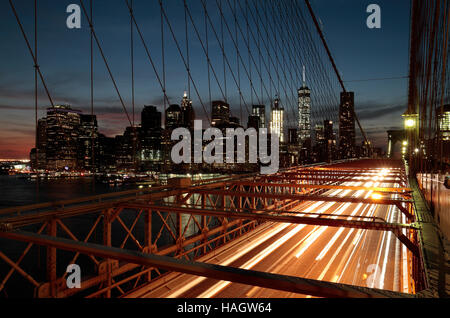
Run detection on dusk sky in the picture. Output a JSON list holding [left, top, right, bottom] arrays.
[[0, 0, 411, 159]]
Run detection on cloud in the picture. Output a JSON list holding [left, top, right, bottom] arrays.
[[357, 103, 406, 120], [0, 104, 34, 111]]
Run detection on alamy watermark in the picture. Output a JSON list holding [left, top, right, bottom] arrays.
[[66, 264, 81, 289], [66, 4, 81, 29], [171, 120, 279, 174], [366, 4, 381, 29], [66, 3, 382, 31]]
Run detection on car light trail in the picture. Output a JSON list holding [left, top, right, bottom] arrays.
[[167, 220, 293, 298], [142, 167, 414, 298], [197, 222, 309, 298], [317, 228, 355, 280]]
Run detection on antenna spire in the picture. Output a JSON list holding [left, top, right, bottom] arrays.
[[302, 65, 306, 87]]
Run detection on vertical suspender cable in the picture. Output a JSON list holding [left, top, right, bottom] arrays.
[[220, 0, 227, 102], [34, 0, 38, 154], [90, 0, 95, 171], [130, 0, 135, 127], [130, 0, 137, 171], [235, 0, 242, 122], [257, 1, 262, 104], [184, 0, 190, 98], [160, 0, 167, 127], [246, 0, 252, 106], [205, 2, 212, 113]]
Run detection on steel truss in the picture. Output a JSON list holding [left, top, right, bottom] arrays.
[[0, 162, 423, 298]]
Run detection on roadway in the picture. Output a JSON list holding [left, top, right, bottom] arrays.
[[124, 167, 411, 298]]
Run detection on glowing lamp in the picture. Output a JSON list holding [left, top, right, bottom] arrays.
[[402, 110, 418, 130], [405, 119, 415, 128]]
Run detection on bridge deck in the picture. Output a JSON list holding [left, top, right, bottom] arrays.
[[123, 164, 416, 298], [0, 160, 432, 298]]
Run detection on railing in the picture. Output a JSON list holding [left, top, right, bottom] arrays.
[[417, 173, 450, 241]]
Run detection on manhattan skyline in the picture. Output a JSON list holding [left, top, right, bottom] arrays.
[[0, 0, 411, 158]]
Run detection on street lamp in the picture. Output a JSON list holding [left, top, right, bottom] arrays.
[[402, 109, 418, 170], [402, 111, 418, 130]]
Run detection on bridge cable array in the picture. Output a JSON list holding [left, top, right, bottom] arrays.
[[8, 0, 375, 167]]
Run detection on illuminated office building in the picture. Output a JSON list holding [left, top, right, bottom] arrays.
[[438, 104, 450, 141], [270, 96, 284, 142], [339, 91, 356, 158], [211, 100, 230, 127], [252, 105, 266, 128], [298, 66, 311, 146], [181, 91, 195, 130], [45, 105, 81, 170]]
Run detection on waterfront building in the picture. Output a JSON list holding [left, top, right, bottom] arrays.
[[78, 114, 98, 171], [45, 105, 81, 171]]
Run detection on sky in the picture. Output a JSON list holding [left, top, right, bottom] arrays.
[[0, 0, 411, 159]]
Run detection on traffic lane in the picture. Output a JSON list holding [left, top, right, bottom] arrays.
[[211, 204, 380, 298], [173, 198, 352, 297], [145, 194, 352, 297], [179, 188, 375, 298], [190, 200, 374, 297], [127, 176, 404, 297], [240, 208, 407, 296], [211, 194, 408, 296]]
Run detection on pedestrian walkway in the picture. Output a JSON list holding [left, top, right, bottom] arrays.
[[409, 176, 449, 297]]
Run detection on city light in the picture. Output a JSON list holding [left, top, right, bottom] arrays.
[[371, 192, 383, 200], [1, 0, 443, 302], [405, 119, 415, 128]]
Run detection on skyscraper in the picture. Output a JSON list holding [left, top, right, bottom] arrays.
[[181, 91, 195, 130], [115, 126, 139, 170], [315, 124, 325, 145], [270, 96, 284, 142], [97, 133, 116, 172], [30, 118, 47, 169], [438, 104, 450, 141], [211, 100, 230, 127], [165, 104, 183, 130], [141, 105, 162, 131], [229, 116, 240, 128], [141, 106, 162, 166], [78, 114, 98, 171], [288, 128, 298, 145], [287, 128, 299, 166], [36, 118, 47, 151], [45, 105, 81, 170], [339, 91, 356, 158], [247, 115, 261, 130], [298, 66, 311, 146], [324, 119, 334, 141], [252, 105, 266, 128]]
